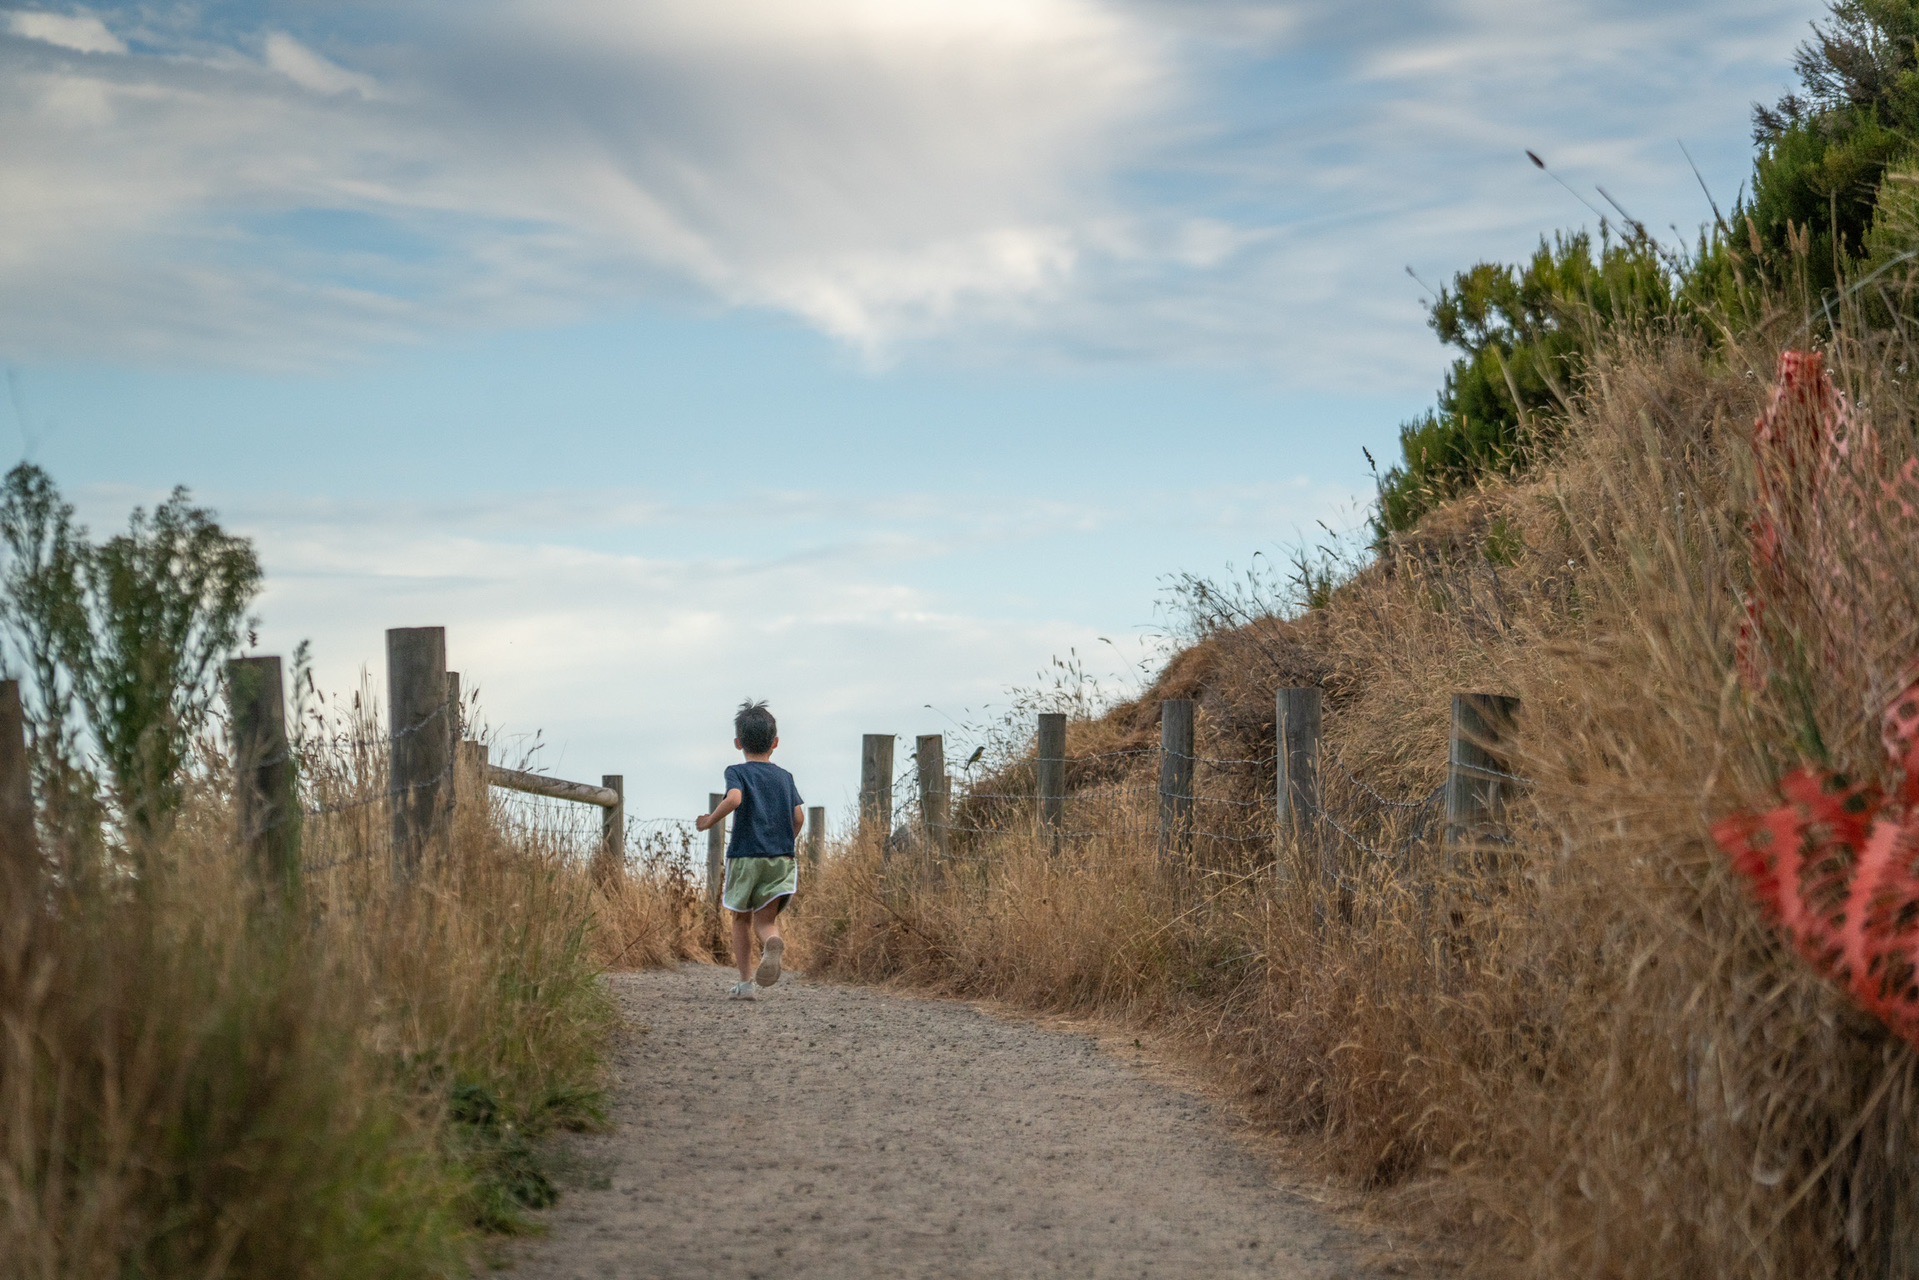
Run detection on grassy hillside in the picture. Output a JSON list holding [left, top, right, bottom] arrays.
[[796, 292, 1919, 1273], [752, 6, 1919, 1270]]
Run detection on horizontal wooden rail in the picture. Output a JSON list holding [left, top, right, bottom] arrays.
[[486, 764, 620, 809]]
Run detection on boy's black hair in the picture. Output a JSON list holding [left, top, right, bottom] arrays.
[[735, 699, 777, 754]]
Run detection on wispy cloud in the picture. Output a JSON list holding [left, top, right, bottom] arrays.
[[0, 1, 1808, 385], [6, 9, 122, 53], [0, 0, 1168, 366]]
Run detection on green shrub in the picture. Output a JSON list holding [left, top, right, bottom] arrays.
[[1375, 233, 1672, 537], [1377, 1, 1919, 540], [0, 472, 631, 1278], [0, 463, 261, 845]]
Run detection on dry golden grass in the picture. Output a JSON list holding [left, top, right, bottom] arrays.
[[586, 826, 714, 972], [797, 306, 1919, 1276], [0, 696, 696, 1278]]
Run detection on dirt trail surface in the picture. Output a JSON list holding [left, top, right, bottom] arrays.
[[509, 965, 1403, 1280]]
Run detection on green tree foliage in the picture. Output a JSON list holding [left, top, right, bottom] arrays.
[[1375, 233, 1672, 536], [1751, 21, 1918, 294], [1749, 0, 1919, 293], [1750, 111, 1908, 286], [0, 464, 262, 847], [0, 467, 99, 850], [82, 489, 263, 839], [1864, 158, 1919, 271], [1376, 1, 1919, 539]]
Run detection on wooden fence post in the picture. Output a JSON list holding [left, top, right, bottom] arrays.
[[860, 734, 894, 849], [452, 738, 481, 839], [228, 656, 300, 900], [1276, 688, 1322, 837], [596, 774, 624, 879], [387, 627, 451, 881], [445, 670, 461, 810], [1036, 712, 1066, 837], [917, 734, 948, 860], [1158, 699, 1195, 860], [806, 805, 826, 871], [1276, 687, 1325, 890], [0, 679, 39, 919], [707, 792, 726, 907], [1444, 693, 1522, 847]]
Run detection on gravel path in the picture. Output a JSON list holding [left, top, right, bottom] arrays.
[[508, 964, 1400, 1280]]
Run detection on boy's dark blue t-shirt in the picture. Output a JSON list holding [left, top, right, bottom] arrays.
[[723, 761, 803, 858]]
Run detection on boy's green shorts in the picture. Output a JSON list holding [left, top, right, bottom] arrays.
[[722, 855, 798, 915]]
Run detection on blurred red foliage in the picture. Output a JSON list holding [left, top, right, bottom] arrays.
[[1716, 351, 1919, 1046]]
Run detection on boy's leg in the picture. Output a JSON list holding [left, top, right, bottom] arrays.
[[752, 899, 786, 987], [752, 901, 783, 945], [730, 909, 754, 982]]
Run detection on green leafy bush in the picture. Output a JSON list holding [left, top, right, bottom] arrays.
[[1378, 1, 1919, 540], [1376, 234, 1672, 537], [0, 470, 643, 1277], [0, 463, 260, 845]]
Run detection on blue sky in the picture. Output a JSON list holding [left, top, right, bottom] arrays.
[[0, 0, 1810, 821]]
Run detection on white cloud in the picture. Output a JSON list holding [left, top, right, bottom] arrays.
[[263, 33, 379, 98], [757, 228, 1081, 351], [0, 0, 1812, 385], [6, 10, 123, 55], [0, 0, 1169, 367]]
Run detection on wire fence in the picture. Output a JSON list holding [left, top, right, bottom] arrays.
[[269, 646, 1519, 915], [872, 727, 1514, 901], [282, 705, 697, 891]]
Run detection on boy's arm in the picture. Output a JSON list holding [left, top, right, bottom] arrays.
[[695, 789, 743, 832], [792, 805, 804, 838]]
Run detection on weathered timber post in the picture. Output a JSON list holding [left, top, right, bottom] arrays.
[[388, 627, 451, 880], [229, 656, 300, 900], [445, 670, 461, 810], [596, 774, 624, 880], [917, 734, 948, 860], [1276, 686, 1327, 894], [859, 734, 894, 850], [1444, 693, 1522, 848], [1276, 688, 1323, 839], [0, 680, 39, 919], [806, 806, 826, 872], [1036, 712, 1066, 838], [1158, 699, 1195, 860], [461, 739, 489, 783], [706, 791, 726, 906]]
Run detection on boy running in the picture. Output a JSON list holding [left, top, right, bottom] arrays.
[[695, 700, 803, 1001]]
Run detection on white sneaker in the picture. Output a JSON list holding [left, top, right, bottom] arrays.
[[755, 937, 785, 988], [728, 981, 757, 1001]]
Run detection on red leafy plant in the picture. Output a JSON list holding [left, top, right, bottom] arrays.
[[1712, 693, 1919, 1045], [1735, 351, 1919, 692], [1714, 351, 1919, 1047]]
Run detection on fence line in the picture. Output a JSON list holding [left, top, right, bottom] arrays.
[[0, 626, 737, 931], [845, 686, 1525, 902], [211, 630, 1523, 917], [210, 624, 741, 904]]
